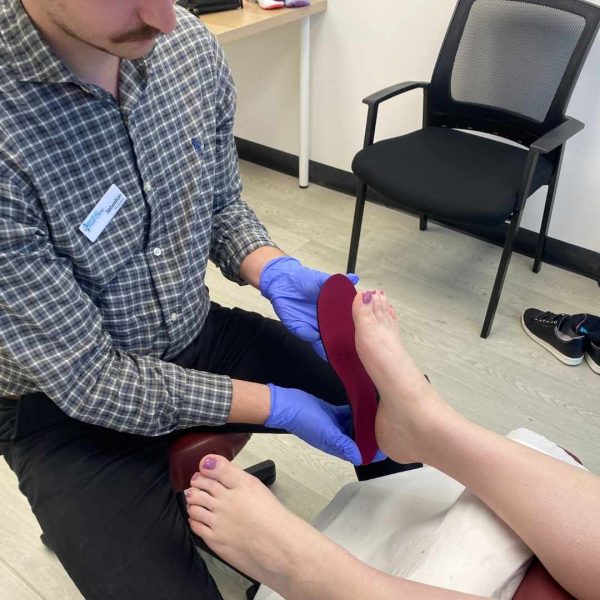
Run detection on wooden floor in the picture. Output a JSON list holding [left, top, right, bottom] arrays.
[[1, 160, 599, 599]]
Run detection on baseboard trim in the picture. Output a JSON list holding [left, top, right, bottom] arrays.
[[235, 137, 600, 285]]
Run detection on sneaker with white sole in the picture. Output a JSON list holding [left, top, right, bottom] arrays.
[[585, 340, 600, 374], [521, 309, 585, 365], [573, 314, 600, 374]]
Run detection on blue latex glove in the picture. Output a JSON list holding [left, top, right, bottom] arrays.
[[260, 256, 359, 360], [265, 384, 362, 465], [372, 449, 387, 462]]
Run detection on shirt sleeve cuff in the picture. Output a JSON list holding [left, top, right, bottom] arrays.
[[178, 370, 233, 428]]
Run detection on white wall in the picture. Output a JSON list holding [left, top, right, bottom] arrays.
[[224, 0, 600, 253]]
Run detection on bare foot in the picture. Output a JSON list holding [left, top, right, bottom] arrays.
[[352, 290, 447, 464], [186, 455, 325, 595]]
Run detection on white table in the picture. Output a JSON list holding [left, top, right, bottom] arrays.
[[200, 0, 328, 187]]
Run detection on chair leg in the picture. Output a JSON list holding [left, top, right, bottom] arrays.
[[480, 217, 521, 339], [533, 178, 558, 274], [419, 214, 428, 231], [347, 181, 368, 273]]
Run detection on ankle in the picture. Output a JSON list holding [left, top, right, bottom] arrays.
[[415, 396, 470, 467], [284, 536, 371, 600], [277, 530, 332, 599], [400, 386, 458, 460]]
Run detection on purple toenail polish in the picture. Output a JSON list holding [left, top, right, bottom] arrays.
[[362, 291, 372, 304], [203, 457, 217, 470], [191, 472, 200, 481]]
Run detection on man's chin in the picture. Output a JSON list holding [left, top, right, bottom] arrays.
[[108, 38, 159, 60]]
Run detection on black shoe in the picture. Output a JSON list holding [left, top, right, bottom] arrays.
[[567, 313, 600, 374], [521, 309, 585, 365], [585, 340, 600, 375], [574, 313, 600, 343]]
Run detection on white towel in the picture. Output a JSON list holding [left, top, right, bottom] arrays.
[[255, 428, 583, 600]]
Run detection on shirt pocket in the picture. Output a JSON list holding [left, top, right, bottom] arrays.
[[69, 189, 148, 295]]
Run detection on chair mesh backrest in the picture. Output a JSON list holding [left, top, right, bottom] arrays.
[[429, 0, 600, 143], [451, 0, 585, 122]]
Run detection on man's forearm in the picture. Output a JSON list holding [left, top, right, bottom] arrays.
[[239, 246, 284, 288], [227, 379, 270, 424]]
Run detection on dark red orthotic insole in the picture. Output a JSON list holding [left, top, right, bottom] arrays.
[[317, 274, 378, 465]]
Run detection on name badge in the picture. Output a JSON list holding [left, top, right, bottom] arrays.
[[79, 184, 127, 242]]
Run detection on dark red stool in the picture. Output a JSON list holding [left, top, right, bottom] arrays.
[[513, 558, 575, 599], [168, 431, 276, 600], [168, 431, 276, 492], [169, 431, 251, 491]]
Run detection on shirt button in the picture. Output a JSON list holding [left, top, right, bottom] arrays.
[[152, 247, 162, 257], [170, 312, 179, 322], [144, 182, 152, 193]]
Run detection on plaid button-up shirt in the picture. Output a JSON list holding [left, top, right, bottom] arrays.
[[0, 0, 275, 435]]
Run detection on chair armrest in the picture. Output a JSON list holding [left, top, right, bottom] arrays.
[[530, 117, 584, 154], [360, 82, 429, 148], [515, 117, 584, 209], [363, 81, 429, 107]]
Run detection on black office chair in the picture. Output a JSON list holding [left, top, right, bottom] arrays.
[[347, 0, 600, 338]]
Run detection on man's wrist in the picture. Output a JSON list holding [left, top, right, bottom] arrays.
[[239, 246, 285, 288], [227, 379, 271, 424]]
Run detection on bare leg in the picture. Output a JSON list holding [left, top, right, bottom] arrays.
[[185, 289, 600, 600], [353, 291, 600, 600], [186, 455, 483, 600]]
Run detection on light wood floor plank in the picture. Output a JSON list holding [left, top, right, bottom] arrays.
[[0, 464, 83, 599], [0, 558, 45, 600]]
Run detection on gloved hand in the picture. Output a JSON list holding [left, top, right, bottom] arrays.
[[259, 256, 359, 360], [265, 384, 362, 465], [372, 449, 387, 462]]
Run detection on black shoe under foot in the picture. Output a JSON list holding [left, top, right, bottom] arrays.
[[521, 309, 585, 366], [585, 340, 600, 375]]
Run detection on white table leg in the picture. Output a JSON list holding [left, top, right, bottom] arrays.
[[299, 15, 310, 188]]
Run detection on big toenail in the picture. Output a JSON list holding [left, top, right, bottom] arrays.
[[203, 457, 217, 470], [362, 291, 372, 304]]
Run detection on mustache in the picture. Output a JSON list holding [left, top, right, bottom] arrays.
[[110, 25, 161, 44]]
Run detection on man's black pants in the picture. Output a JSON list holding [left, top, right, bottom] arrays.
[[3, 304, 418, 599]]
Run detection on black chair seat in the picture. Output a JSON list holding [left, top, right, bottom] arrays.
[[352, 127, 553, 226], [347, 0, 599, 338]]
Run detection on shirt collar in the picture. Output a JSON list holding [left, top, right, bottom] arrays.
[[0, 0, 74, 83]]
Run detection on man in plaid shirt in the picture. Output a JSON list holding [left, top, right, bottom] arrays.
[[0, 1, 415, 598]]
